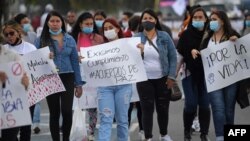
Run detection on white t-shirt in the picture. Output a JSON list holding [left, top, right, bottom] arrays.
[[208, 38, 218, 47], [4, 40, 37, 55], [143, 36, 164, 79]]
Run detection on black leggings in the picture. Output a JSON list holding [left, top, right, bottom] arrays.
[[17, 105, 35, 141], [46, 73, 74, 141], [0, 127, 19, 141], [136, 76, 171, 139]]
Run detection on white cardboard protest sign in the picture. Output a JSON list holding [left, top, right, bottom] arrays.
[[73, 64, 139, 110], [73, 63, 98, 109], [201, 34, 250, 92], [22, 47, 65, 106], [72, 84, 98, 110], [0, 61, 31, 129], [80, 37, 147, 87]]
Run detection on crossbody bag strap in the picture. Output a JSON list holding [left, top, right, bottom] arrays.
[[145, 35, 159, 53]]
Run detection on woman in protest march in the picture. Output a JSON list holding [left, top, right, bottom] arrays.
[[242, 11, 250, 36], [176, 7, 211, 141], [192, 10, 240, 141], [96, 18, 132, 141], [0, 43, 29, 141], [71, 11, 104, 141], [135, 9, 177, 141], [2, 20, 37, 55], [34, 11, 84, 141], [237, 12, 250, 109], [2, 20, 37, 141], [94, 10, 107, 35], [14, 13, 37, 44], [14, 13, 41, 135], [14, 13, 42, 135]]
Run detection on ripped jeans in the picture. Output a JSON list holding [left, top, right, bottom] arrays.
[[97, 84, 132, 141]]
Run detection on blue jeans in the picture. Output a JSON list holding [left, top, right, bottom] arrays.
[[182, 75, 210, 113], [97, 84, 132, 141], [33, 102, 41, 125], [209, 83, 237, 137], [182, 75, 210, 135]]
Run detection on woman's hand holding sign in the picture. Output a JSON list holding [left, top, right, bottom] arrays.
[[21, 73, 29, 90], [191, 49, 200, 59], [75, 86, 83, 98]]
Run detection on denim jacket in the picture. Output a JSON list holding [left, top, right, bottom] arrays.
[[35, 33, 85, 86], [134, 30, 177, 80]]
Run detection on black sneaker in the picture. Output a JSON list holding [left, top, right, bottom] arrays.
[[184, 137, 191, 141], [33, 127, 41, 134], [200, 134, 210, 141], [184, 131, 191, 141]]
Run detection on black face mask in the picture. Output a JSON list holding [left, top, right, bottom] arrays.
[[142, 21, 155, 31]]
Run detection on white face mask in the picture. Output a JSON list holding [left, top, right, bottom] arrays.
[[122, 21, 128, 28], [104, 29, 117, 40]]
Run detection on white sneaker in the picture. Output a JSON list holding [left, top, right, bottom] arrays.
[[88, 135, 95, 141], [146, 138, 152, 141], [192, 117, 200, 132], [160, 134, 173, 141], [138, 130, 145, 140]]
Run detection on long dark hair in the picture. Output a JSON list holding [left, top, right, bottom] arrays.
[[94, 10, 107, 19], [39, 11, 66, 48], [14, 13, 28, 24], [242, 12, 250, 35], [102, 18, 124, 42], [209, 10, 236, 39], [200, 10, 240, 50], [188, 7, 209, 30], [128, 16, 140, 32], [138, 8, 162, 32], [71, 12, 98, 42]]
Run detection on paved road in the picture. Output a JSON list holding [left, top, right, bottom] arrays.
[[30, 94, 250, 141]]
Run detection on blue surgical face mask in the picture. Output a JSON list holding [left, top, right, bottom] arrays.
[[245, 20, 250, 27], [23, 23, 31, 32], [95, 20, 104, 28], [82, 27, 93, 34], [209, 21, 220, 32], [49, 28, 62, 35], [192, 21, 205, 29]]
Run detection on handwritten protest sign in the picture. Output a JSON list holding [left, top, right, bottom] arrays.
[[0, 61, 31, 129], [80, 37, 147, 87], [201, 34, 250, 92], [22, 47, 65, 106]]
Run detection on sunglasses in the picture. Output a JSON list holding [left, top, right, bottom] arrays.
[[4, 31, 15, 37]]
